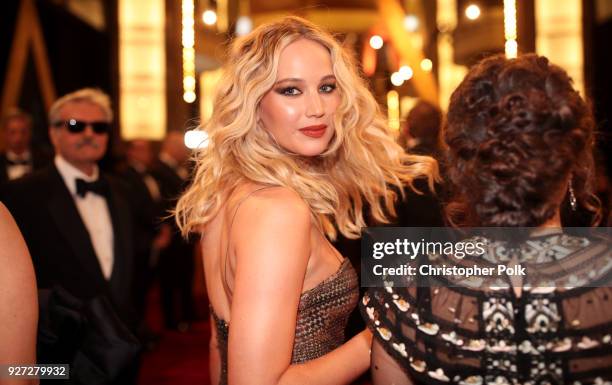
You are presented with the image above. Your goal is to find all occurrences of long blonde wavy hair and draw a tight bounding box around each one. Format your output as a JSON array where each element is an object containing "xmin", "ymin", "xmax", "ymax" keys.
[{"xmin": 176, "ymin": 16, "xmax": 438, "ymax": 240}]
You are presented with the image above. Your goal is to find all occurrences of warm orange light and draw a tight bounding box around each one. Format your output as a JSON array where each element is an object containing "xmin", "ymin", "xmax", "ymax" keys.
[
  {"xmin": 437, "ymin": 0, "xmax": 468, "ymax": 110},
  {"xmin": 535, "ymin": 0, "xmax": 584, "ymax": 95},
  {"xmin": 504, "ymin": 0, "xmax": 518, "ymax": 58},
  {"xmin": 369, "ymin": 35, "xmax": 384, "ymax": 49},
  {"xmin": 119, "ymin": 0, "xmax": 166, "ymax": 140},
  {"xmin": 420, "ymin": 58, "xmax": 433, "ymax": 72},
  {"xmin": 399, "ymin": 65, "xmax": 413, "ymax": 80},
  {"xmin": 202, "ymin": 9, "xmax": 217, "ymax": 25},
  {"xmin": 182, "ymin": 0, "xmax": 196, "ymax": 103},
  {"xmin": 465, "ymin": 4, "xmax": 481, "ymax": 20},
  {"xmin": 387, "ymin": 90, "xmax": 400, "ymax": 131},
  {"xmin": 391, "ymin": 72, "xmax": 404, "ymax": 86}
]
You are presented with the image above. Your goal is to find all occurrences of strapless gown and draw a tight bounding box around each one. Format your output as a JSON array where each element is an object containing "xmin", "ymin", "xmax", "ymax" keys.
[{"xmin": 211, "ymin": 258, "xmax": 359, "ymax": 385}]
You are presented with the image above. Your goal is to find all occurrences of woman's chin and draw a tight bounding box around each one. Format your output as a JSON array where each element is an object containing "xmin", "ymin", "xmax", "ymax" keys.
[
  {"xmin": 283, "ymin": 141, "xmax": 330, "ymax": 157},
  {"xmin": 296, "ymin": 147, "xmax": 327, "ymax": 157}
]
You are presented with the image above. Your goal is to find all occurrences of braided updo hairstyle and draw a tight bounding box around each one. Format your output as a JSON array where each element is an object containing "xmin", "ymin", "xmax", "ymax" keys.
[{"xmin": 445, "ymin": 54, "xmax": 601, "ymax": 227}]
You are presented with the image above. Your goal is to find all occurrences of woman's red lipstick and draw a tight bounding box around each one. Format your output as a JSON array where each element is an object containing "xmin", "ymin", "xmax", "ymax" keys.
[{"xmin": 299, "ymin": 124, "xmax": 327, "ymax": 138}]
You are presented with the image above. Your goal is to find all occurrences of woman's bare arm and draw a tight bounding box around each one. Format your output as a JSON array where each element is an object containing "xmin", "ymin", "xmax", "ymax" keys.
[
  {"xmin": 0, "ymin": 203, "xmax": 38, "ymax": 385},
  {"xmin": 227, "ymin": 188, "xmax": 371, "ymax": 385}
]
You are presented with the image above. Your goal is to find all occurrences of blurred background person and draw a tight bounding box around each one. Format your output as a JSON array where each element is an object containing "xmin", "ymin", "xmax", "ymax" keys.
[
  {"xmin": 119, "ymin": 139, "xmax": 171, "ymax": 346},
  {"xmin": 403, "ymin": 100, "xmax": 444, "ymax": 161},
  {"xmin": 151, "ymin": 130, "xmax": 195, "ymax": 331},
  {"xmin": 394, "ymin": 100, "xmax": 446, "ymax": 228},
  {"xmin": 0, "ymin": 202, "xmax": 38, "ymax": 385},
  {"xmin": 0, "ymin": 108, "xmax": 50, "ymax": 187}
]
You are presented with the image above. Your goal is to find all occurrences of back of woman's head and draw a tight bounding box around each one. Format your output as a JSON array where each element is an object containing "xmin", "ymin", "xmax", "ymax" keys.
[
  {"xmin": 407, "ymin": 100, "xmax": 442, "ymax": 147},
  {"xmin": 445, "ymin": 53, "xmax": 600, "ymax": 227}
]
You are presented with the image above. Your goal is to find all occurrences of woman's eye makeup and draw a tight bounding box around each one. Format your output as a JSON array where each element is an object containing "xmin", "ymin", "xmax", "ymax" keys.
[
  {"xmin": 319, "ymin": 83, "xmax": 337, "ymax": 93},
  {"xmin": 275, "ymin": 83, "xmax": 337, "ymax": 96},
  {"xmin": 276, "ymin": 86, "xmax": 302, "ymax": 96}
]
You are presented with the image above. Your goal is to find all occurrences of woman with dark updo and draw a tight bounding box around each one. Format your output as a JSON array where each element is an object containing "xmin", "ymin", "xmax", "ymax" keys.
[{"xmin": 362, "ymin": 54, "xmax": 611, "ymax": 384}]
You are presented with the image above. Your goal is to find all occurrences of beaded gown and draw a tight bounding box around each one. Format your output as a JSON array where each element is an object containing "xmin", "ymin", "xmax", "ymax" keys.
[
  {"xmin": 211, "ymin": 258, "xmax": 358, "ymax": 385},
  {"xmin": 209, "ymin": 187, "xmax": 359, "ymax": 385},
  {"xmin": 361, "ymin": 232, "xmax": 612, "ymax": 385}
]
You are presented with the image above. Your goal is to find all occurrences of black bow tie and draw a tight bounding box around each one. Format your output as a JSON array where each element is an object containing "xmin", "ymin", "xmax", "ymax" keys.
[
  {"xmin": 75, "ymin": 178, "xmax": 109, "ymax": 198},
  {"xmin": 6, "ymin": 158, "xmax": 30, "ymax": 166}
]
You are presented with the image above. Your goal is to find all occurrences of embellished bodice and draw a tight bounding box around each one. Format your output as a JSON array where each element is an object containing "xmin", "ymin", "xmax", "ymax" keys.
[
  {"xmin": 212, "ymin": 258, "xmax": 359, "ymax": 385},
  {"xmin": 362, "ymin": 233, "xmax": 612, "ymax": 385}
]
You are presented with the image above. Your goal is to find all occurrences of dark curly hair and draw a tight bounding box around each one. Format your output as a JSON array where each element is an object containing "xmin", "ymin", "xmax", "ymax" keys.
[{"xmin": 444, "ymin": 54, "xmax": 601, "ymax": 227}]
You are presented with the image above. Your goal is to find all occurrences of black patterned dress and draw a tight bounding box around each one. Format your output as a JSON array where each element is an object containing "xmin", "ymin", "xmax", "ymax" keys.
[{"xmin": 362, "ymin": 232, "xmax": 612, "ymax": 385}]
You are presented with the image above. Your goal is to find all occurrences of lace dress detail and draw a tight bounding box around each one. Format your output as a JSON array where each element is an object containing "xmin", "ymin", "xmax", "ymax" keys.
[
  {"xmin": 212, "ymin": 258, "xmax": 359, "ymax": 385},
  {"xmin": 361, "ymin": 232, "xmax": 612, "ymax": 385}
]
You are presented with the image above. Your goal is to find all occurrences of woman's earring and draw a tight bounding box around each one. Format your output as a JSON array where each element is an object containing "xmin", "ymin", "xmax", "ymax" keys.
[{"xmin": 568, "ymin": 178, "xmax": 577, "ymax": 211}]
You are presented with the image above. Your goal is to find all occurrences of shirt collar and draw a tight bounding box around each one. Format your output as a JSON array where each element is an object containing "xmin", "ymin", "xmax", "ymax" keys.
[
  {"xmin": 129, "ymin": 161, "xmax": 147, "ymax": 174},
  {"xmin": 54, "ymin": 155, "xmax": 99, "ymax": 196},
  {"xmin": 159, "ymin": 152, "xmax": 178, "ymax": 169},
  {"xmin": 6, "ymin": 150, "xmax": 32, "ymax": 162}
]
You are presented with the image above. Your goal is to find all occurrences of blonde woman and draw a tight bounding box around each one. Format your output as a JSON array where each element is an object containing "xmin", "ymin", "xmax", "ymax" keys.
[{"xmin": 176, "ymin": 16, "xmax": 437, "ymax": 385}]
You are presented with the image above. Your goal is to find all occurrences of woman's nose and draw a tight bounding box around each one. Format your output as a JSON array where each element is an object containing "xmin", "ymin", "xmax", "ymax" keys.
[{"xmin": 305, "ymin": 92, "xmax": 324, "ymax": 118}]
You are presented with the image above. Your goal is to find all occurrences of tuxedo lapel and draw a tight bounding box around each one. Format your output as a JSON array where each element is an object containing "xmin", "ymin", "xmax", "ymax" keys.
[
  {"xmin": 105, "ymin": 177, "xmax": 133, "ymax": 299},
  {"xmin": 46, "ymin": 166, "xmax": 107, "ymax": 286},
  {"xmin": 32, "ymin": 149, "xmax": 50, "ymax": 170},
  {"xmin": 0, "ymin": 155, "xmax": 9, "ymax": 184}
]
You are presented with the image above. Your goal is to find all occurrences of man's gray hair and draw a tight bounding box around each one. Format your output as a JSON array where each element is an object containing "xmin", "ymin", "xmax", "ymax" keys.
[{"xmin": 49, "ymin": 88, "xmax": 113, "ymax": 124}]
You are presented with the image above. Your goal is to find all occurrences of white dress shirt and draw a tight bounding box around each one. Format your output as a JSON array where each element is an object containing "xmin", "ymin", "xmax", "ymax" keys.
[
  {"xmin": 6, "ymin": 150, "xmax": 33, "ymax": 180},
  {"xmin": 55, "ymin": 155, "xmax": 115, "ymax": 279}
]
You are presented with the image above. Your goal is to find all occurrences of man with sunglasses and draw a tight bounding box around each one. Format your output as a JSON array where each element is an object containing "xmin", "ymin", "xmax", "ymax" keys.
[{"xmin": 2, "ymin": 88, "xmax": 139, "ymax": 384}]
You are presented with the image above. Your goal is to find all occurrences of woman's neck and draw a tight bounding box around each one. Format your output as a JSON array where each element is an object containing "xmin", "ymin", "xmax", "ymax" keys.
[
  {"xmin": 530, "ymin": 209, "xmax": 562, "ymax": 237},
  {"xmin": 540, "ymin": 209, "xmax": 561, "ymax": 228}
]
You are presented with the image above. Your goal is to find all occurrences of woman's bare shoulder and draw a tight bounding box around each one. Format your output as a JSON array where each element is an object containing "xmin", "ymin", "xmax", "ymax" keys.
[
  {"xmin": 229, "ymin": 184, "xmax": 312, "ymax": 254},
  {"xmin": 0, "ymin": 202, "xmax": 35, "ymax": 276},
  {"xmin": 230, "ymin": 184, "xmax": 311, "ymax": 225},
  {"xmin": 0, "ymin": 202, "xmax": 14, "ymax": 228},
  {"xmin": 0, "ymin": 202, "xmax": 27, "ymax": 257}
]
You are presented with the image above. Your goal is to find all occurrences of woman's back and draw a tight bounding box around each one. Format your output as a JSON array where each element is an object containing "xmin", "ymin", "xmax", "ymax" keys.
[
  {"xmin": 363, "ymin": 231, "xmax": 612, "ymax": 384},
  {"xmin": 201, "ymin": 184, "xmax": 359, "ymax": 385}
]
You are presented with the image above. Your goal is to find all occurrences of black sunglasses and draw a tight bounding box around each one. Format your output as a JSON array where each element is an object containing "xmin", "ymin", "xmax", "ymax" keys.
[{"xmin": 53, "ymin": 119, "xmax": 111, "ymax": 134}]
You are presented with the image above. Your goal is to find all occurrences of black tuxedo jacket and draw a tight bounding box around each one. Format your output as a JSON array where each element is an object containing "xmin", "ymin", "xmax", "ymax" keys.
[
  {"xmin": 150, "ymin": 158, "xmax": 194, "ymax": 264},
  {"xmin": 150, "ymin": 159, "xmax": 186, "ymax": 217},
  {"xmin": 1, "ymin": 164, "xmax": 136, "ymax": 328},
  {"xmin": 150, "ymin": 159, "xmax": 193, "ymax": 243},
  {"xmin": 119, "ymin": 165, "xmax": 164, "ymax": 254}
]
